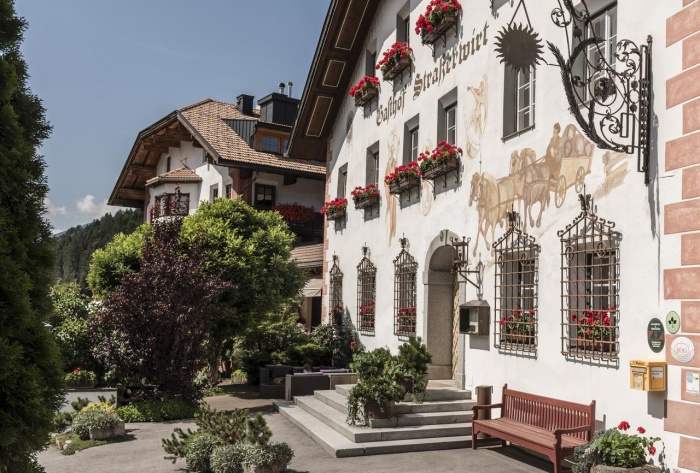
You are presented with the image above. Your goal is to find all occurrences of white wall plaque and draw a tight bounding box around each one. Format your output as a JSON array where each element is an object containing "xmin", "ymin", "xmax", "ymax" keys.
[{"xmin": 671, "ymin": 337, "xmax": 695, "ymax": 363}]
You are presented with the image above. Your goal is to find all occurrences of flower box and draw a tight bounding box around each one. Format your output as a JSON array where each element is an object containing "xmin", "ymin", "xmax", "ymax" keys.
[
  {"xmin": 382, "ymin": 57, "xmax": 411, "ymax": 81},
  {"xmin": 243, "ymin": 461, "xmax": 289, "ymax": 473},
  {"xmin": 354, "ymin": 86, "xmax": 378, "ymax": 107},
  {"xmin": 326, "ymin": 208, "xmax": 345, "ymax": 221},
  {"xmin": 503, "ymin": 333, "xmax": 534, "ymax": 345},
  {"xmin": 364, "ymin": 400, "xmax": 394, "ymax": 422},
  {"xmin": 89, "ymin": 420, "xmax": 126, "ymax": 440},
  {"xmin": 590, "ymin": 466, "xmax": 661, "ymax": 473},
  {"xmin": 421, "ymin": 157, "xmax": 460, "ymax": 180},
  {"xmin": 67, "ymin": 382, "xmax": 97, "ymax": 389},
  {"xmin": 354, "ymin": 194, "xmax": 380, "ymax": 209},
  {"xmin": 421, "ymin": 14, "xmax": 457, "ymax": 45},
  {"xmin": 389, "ymin": 176, "xmax": 420, "ymax": 195}
]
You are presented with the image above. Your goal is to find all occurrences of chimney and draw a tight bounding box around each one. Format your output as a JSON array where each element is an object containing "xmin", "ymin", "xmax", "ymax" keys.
[
  {"xmin": 236, "ymin": 94, "xmax": 254, "ymax": 115},
  {"xmin": 287, "ymin": 82, "xmax": 293, "ymax": 98},
  {"xmin": 278, "ymin": 82, "xmax": 285, "ymax": 94}
]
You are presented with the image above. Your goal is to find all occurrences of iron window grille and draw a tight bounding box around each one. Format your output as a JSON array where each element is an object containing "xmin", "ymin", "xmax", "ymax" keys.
[
  {"xmin": 558, "ymin": 194, "xmax": 620, "ymax": 361},
  {"xmin": 394, "ymin": 237, "xmax": 418, "ymax": 337},
  {"xmin": 356, "ymin": 247, "xmax": 377, "ymax": 333},
  {"xmin": 494, "ymin": 211, "xmax": 539, "ymax": 354},
  {"xmin": 329, "ymin": 255, "xmax": 344, "ymax": 326},
  {"xmin": 152, "ymin": 190, "xmax": 189, "ymax": 220}
]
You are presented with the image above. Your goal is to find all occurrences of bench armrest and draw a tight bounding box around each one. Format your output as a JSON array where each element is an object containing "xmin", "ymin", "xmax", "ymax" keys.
[
  {"xmin": 472, "ymin": 403, "xmax": 502, "ymax": 421},
  {"xmin": 554, "ymin": 424, "xmax": 591, "ymax": 437}
]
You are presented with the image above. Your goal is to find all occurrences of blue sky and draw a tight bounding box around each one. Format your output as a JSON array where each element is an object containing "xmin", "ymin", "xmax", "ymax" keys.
[{"xmin": 15, "ymin": 0, "xmax": 330, "ymax": 233}]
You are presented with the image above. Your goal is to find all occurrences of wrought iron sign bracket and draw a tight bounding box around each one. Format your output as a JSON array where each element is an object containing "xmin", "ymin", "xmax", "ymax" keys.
[
  {"xmin": 451, "ymin": 236, "xmax": 484, "ymax": 298},
  {"xmin": 426, "ymin": 23, "xmax": 459, "ymax": 59},
  {"xmin": 549, "ymin": 0, "xmax": 653, "ymax": 183}
]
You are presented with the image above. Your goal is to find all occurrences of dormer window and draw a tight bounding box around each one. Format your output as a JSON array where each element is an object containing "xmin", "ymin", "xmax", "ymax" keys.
[{"xmin": 262, "ymin": 136, "xmax": 280, "ymax": 153}]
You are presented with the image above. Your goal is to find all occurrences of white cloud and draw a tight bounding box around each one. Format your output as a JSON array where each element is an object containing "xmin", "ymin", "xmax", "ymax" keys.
[
  {"xmin": 76, "ymin": 194, "xmax": 110, "ymax": 217},
  {"xmin": 44, "ymin": 197, "xmax": 67, "ymax": 216}
]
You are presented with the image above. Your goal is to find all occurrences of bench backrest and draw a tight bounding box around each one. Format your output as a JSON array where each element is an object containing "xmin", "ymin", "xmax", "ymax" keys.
[{"xmin": 500, "ymin": 384, "xmax": 595, "ymax": 442}]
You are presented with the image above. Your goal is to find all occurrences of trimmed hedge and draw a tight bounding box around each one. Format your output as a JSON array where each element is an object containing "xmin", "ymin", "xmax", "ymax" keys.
[{"xmin": 116, "ymin": 398, "xmax": 196, "ymax": 422}]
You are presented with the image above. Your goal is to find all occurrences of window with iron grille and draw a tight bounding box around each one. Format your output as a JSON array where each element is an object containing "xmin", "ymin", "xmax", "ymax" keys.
[
  {"xmin": 153, "ymin": 191, "xmax": 189, "ymax": 220},
  {"xmin": 494, "ymin": 212, "xmax": 539, "ymax": 354},
  {"xmin": 357, "ymin": 247, "xmax": 376, "ymax": 333},
  {"xmin": 559, "ymin": 194, "xmax": 620, "ymax": 361},
  {"xmin": 394, "ymin": 237, "xmax": 417, "ymax": 337},
  {"xmin": 329, "ymin": 255, "xmax": 344, "ymax": 326}
]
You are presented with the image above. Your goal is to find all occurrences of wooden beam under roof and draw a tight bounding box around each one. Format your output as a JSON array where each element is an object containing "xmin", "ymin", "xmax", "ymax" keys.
[
  {"xmin": 119, "ymin": 188, "xmax": 146, "ymax": 201},
  {"xmin": 127, "ymin": 164, "xmax": 157, "ymax": 178}
]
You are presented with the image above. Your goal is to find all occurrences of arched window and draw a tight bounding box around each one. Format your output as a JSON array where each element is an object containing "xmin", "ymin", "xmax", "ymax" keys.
[
  {"xmin": 494, "ymin": 211, "xmax": 539, "ymax": 354},
  {"xmin": 356, "ymin": 247, "xmax": 377, "ymax": 334},
  {"xmin": 558, "ymin": 194, "xmax": 620, "ymax": 361},
  {"xmin": 394, "ymin": 237, "xmax": 418, "ymax": 337},
  {"xmin": 329, "ymin": 255, "xmax": 344, "ymax": 326}
]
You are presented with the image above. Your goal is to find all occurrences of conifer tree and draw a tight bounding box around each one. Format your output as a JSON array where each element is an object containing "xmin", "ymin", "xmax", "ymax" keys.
[{"xmin": 0, "ymin": 1, "xmax": 65, "ymax": 471}]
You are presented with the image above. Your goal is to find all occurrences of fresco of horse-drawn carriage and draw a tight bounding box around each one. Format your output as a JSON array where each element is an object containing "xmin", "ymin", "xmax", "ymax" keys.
[{"xmin": 469, "ymin": 123, "xmax": 594, "ymax": 255}]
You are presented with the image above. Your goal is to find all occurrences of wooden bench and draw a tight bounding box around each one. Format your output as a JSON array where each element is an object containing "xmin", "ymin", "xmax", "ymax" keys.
[{"xmin": 472, "ymin": 384, "xmax": 595, "ymax": 473}]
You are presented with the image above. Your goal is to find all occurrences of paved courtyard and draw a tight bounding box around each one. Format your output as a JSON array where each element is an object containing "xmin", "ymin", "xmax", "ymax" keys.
[{"xmin": 39, "ymin": 387, "xmax": 552, "ymax": 473}]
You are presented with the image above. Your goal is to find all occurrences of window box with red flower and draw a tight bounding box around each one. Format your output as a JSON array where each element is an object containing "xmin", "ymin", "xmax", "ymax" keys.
[
  {"xmin": 321, "ymin": 198, "xmax": 348, "ymax": 221},
  {"xmin": 349, "ymin": 76, "xmax": 380, "ymax": 107},
  {"xmin": 272, "ymin": 203, "xmax": 316, "ymax": 224},
  {"xmin": 329, "ymin": 304, "xmax": 344, "ymax": 326},
  {"xmin": 396, "ymin": 307, "xmax": 417, "ymax": 336},
  {"xmin": 499, "ymin": 309, "xmax": 536, "ymax": 345},
  {"xmin": 385, "ymin": 162, "xmax": 422, "ymax": 195},
  {"xmin": 351, "ymin": 184, "xmax": 381, "ymax": 210},
  {"xmin": 418, "ymin": 141, "xmax": 462, "ymax": 181},
  {"xmin": 415, "ymin": 0, "xmax": 462, "ymax": 46},
  {"xmin": 571, "ymin": 307, "xmax": 616, "ymax": 353},
  {"xmin": 358, "ymin": 301, "xmax": 375, "ymax": 332},
  {"xmin": 377, "ymin": 42, "xmax": 413, "ymax": 81},
  {"xmin": 65, "ymin": 366, "xmax": 97, "ymax": 388}
]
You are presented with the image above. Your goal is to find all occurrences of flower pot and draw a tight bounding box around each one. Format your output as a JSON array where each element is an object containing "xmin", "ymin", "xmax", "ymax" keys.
[
  {"xmin": 382, "ymin": 57, "xmax": 411, "ymax": 81},
  {"xmin": 363, "ymin": 400, "xmax": 394, "ymax": 421},
  {"xmin": 577, "ymin": 333, "xmax": 615, "ymax": 353},
  {"xmin": 389, "ymin": 176, "xmax": 420, "ymax": 195},
  {"xmin": 503, "ymin": 333, "xmax": 534, "ymax": 345},
  {"xmin": 421, "ymin": 14, "xmax": 458, "ymax": 45},
  {"xmin": 590, "ymin": 465, "xmax": 661, "ymax": 473},
  {"xmin": 397, "ymin": 376, "xmax": 415, "ymax": 393},
  {"xmin": 67, "ymin": 382, "xmax": 96, "ymax": 389},
  {"xmin": 354, "ymin": 87, "xmax": 378, "ymax": 107},
  {"xmin": 421, "ymin": 157, "xmax": 460, "ymax": 181},
  {"xmin": 89, "ymin": 421, "xmax": 126, "ymax": 440},
  {"xmin": 243, "ymin": 461, "xmax": 289, "ymax": 473},
  {"xmin": 354, "ymin": 194, "xmax": 380, "ymax": 209},
  {"xmin": 326, "ymin": 207, "xmax": 346, "ymax": 221}
]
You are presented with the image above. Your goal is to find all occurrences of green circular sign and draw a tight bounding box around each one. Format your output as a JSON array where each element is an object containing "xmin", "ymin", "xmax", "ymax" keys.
[
  {"xmin": 666, "ymin": 311, "xmax": 681, "ymax": 334},
  {"xmin": 648, "ymin": 318, "xmax": 665, "ymax": 353}
]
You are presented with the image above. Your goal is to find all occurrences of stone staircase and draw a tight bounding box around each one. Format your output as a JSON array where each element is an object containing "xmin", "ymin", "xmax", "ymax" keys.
[{"xmin": 274, "ymin": 381, "xmax": 475, "ymax": 457}]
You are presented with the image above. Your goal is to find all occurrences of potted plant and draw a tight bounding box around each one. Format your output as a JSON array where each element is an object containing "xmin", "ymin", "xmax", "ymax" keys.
[
  {"xmin": 65, "ymin": 366, "xmax": 97, "ymax": 388},
  {"xmin": 572, "ymin": 421, "xmax": 662, "ymax": 473},
  {"xmin": 376, "ymin": 42, "xmax": 413, "ymax": 81},
  {"xmin": 346, "ymin": 376, "xmax": 406, "ymax": 425},
  {"xmin": 415, "ymin": 0, "xmax": 462, "ymax": 46},
  {"xmin": 385, "ymin": 162, "xmax": 422, "ymax": 195},
  {"xmin": 571, "ymin": 307, "xmax": 615, "ymax": 352},
  {"xmin": 418, "ymin": 141, "xmax": 462, "ymax": 181},
  {"xmin": 351, "ymin": 184, "xmax": 381, "ymax": 209},
  {"xmin": 394, "ymin": 336, "xmax": 432, "ymax": 401},
  {"xmin": 349, "ymin": 75, "xmax": 380, "ymax": 107},
  {"xmin": 499, "ymin": 309, "xmax": 536, "ymax": 345},
  {"xmin": 396, "ymin": 307, "xmax": 417, "ymax": 335},
  {"xmin": 320, "ymin": 198, "xmax": 348, "ymax": 221}
]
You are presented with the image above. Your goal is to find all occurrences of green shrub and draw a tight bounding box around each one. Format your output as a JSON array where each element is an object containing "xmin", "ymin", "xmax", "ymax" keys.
[
  {"xmin": 116, "ymin": 398, "xmax": 196, "ymax": 422},
  {"xmin": 238, "ymin": 442, "xmax": 294, "ymax": 469},
  {"xmin": 71, "ymin": 410, "xmax": 121, "ymax": 440},
  {"xmin": 210, "ymin": 445, "xmax": 244, "ymax": 473},
  {"xmin": 53, "ymin": 412, "xmax": 74, "ymax": 432},
  {"xmin": 185, "ymin": 433, "xmax": 220, "ymax": 473},
  {"xmin": 64, "ymin": 368, "xmax": 96, "ymax": 385},
  {"xmin": 203, "ymin": 386, "xmax": 226, "ymax": 397},
  {"xmin": 70, "ymin": 397, "xmax": 90, "ymax": 412},
  {"xmin": 80, "ymin": 402, "xmax": 117, "ymax": 415}
]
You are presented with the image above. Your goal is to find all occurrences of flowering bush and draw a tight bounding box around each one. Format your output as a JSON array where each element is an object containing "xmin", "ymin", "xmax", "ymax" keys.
[
  {"xmin": 376, "ymin": 42, "xmax": 413, "ymax": 75},
  {"xmin": 384, "ymin": 162, "xmax": 422, "ymax": 186},
  {"xmin": 571, "ymin": 307, "xmax": 614, "ymax": 340},
  {"xmin": 64, "ymin": 366, "xmax": 96, "ymax": 385},
  {"xmin": 349, "ymin": 75, "xmax": 380, "ymax": 98},
  {"xmin": 418, "ymin": 141, "xmax": 462, "ymax": 173},
  {"xmin": 359, "ymin": 301, "xmax": 375, "ymax": 326},
  {"xmin": 328, "ymin": 304, "xmax": 344, "ymax": 325},
  {"xmin": 320, "ymin": 198, "xmax": 348, "ymax": 215},
  {"xmin": 415, "ymin": 0, "xmax": 462, "ymax": 38},
  {"xmin": 272, "ymin": 203, "xmax": 316, "ymax": 223},
  {"xmin": 351, "ymin": 184, "xmax": 380, "ymax": 205},
  {"xmin": 572, "ymin": 421, "xmax": 661, "ymax": 472},
  {"xmin": 499, "ymin": 309, "xmax": 536, "ymax": 336}
]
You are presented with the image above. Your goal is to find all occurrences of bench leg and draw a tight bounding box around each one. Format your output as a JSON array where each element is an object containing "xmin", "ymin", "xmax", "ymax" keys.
[
  {"xmin": 552, "ymin": 449, "xmax": 562, "ymax": 473},
  {"xmin": 472, "ymin": 429, "xmax": 478, "ymax": 450},
  {"xmin": 501, "ymin": 440, "xmax": 507, "ymax": 448}
]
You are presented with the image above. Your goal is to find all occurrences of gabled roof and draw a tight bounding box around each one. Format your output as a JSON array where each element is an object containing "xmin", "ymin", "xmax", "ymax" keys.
[
  {"xmin": 287, "ymin": 0, "xmax": 379, "ymax": 162},
  {"xmin": 291, "ymin": 243, "xmax": 324, "ymax": 268},
  {"xmin": 109, "ymin": 99, "xmax": 326, "ymax": 208},
  {"xmin": 145, "ymin": 167, "xmax": 202, "ymax": 187}
]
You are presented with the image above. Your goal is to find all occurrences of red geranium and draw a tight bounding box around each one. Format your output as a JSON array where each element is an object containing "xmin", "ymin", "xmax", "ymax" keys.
[
  {"xmin": 415, "ymin": 0, "xmax": 462, "ymax": 38},
  {"xmin": 571, "ymin": 306, "xmax": 615, "ymax": 340},
  {"xmin": 618, "ymin": 421, "xmax": 630, "ymax": 431},
  {"xmin": 384, "ymin": 161, "xmax": 422, "ymax": 186},
  {"xmin": 418, "ymin": 141, "xmax": 462, "ymax": 173},
  {"xmin": 350, "ymin": 184, "xmax": 380, "ymax": 204},
  {"xmin": 376, "ymin": 41, "xmax": 413, "ymax": 75},
  {"xmin": 273, "ymin": 203, "xmax": 316, "ymax": 223},
  {"xmin": 349, "ymin": 75, "xmax": 380, "ymax": 98},
  {"xmin": 320, "ymin": 198, "xmax": 348, "ymax": 215}
]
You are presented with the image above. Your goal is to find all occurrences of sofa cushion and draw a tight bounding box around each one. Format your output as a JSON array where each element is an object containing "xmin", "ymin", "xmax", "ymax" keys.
[
  {"xmin": 320, "ymin": 368, "xmax": 349, "ymax": 374},
  {"xmin": 293, "ymin": 372, "xmax": 325, "ymax": 376},
  {"xmin": 270, "ymin": 365, "xmax": 294, "ymax": 379}
]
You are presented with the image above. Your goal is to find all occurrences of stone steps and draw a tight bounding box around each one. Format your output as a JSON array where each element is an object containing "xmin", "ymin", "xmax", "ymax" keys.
[{"xmin": 273, "ymin": 381, "xmax": 475, "ymax": 457}]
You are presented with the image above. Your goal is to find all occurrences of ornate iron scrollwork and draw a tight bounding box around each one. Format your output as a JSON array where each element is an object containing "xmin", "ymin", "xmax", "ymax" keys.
[{"xmin": 548, "ymin": 0, "xmax": 652, "ymax": 183}]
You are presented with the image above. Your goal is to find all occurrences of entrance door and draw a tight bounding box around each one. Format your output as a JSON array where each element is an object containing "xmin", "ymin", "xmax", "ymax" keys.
[
  {"xmin": 425, "ymin": 246, "xmax": 456, "ymax": 379},
  {"xmin": 311, "ymin": 297, "xmax": 322, "ymax": 328}
]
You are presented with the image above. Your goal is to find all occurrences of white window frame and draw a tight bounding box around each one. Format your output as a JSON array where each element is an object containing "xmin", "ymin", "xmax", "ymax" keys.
[
  {"xmin": 445, "ymin": 105, "xmax": 457, "ymax": 145},
  {"xmin": 516, "ymin": 68, "xmax": 535, "ymax": 133},
  {"xmin": 410, "ymin": 127, "xmax": 419, "ymax": 162},
  {"xmin": 262, "ymin": 136, "xmax": 280, "ymax": 153},
  {"xmin": 584, "ymin": 4, "xmax": 617, "ymax": 102}
]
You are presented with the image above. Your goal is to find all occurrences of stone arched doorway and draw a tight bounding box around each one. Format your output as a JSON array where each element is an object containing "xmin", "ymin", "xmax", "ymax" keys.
[{"xmin": 423, "ymin": 232, "xmax": 459, "ymax": 380}]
